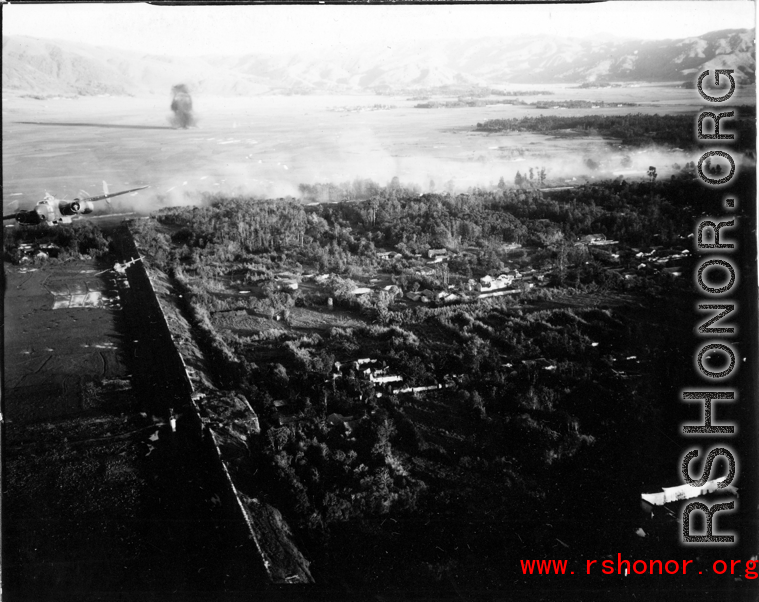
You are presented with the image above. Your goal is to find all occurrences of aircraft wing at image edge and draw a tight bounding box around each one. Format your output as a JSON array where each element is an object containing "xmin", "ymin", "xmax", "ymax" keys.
[{"xmin": 3, "ymin": 183, "xmax": 149, "ymax": 225}]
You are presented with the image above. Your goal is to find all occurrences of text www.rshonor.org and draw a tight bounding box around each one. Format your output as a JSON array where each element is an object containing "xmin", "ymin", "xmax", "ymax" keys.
[{"xmin": 520, "ymin": 556, "xmax": 758, "ymax": 578}]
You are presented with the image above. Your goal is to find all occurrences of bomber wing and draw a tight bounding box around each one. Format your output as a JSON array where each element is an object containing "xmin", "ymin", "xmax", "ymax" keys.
[{"xmin": 83, "ymin": 184, "xmax": 149, "ymax": 203}]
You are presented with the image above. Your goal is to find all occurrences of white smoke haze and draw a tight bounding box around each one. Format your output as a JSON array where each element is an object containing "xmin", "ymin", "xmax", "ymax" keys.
[
  {"xmin": 106, "ymin": 140, "xmax": 711, "ymax": 216},
  {"xmin": 7, "ymin": 91, "xmax": 746, "ymax": 220},
  {"xmin": 126, "ymin": 93, "xmax": 729, "ymax": 208}
]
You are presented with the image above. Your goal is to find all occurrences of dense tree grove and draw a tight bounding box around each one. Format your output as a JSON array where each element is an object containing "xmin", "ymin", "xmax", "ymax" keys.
[
  {"xmin": 476, "ymin": 107, "xmax": 756, "ymax": 151},
  {"xmin": 3, "ymin": 220, "xmax": 112, "ymax": 262},
  {"xmin": 237, "ymin": 300, "xmax": 663, "ymax": 539},
  {"xmin": 143, "ymin": 238, "xmax": 693, "ymax": 591},
  {"xmin": 121, "ymin": 158, "xmax": 758, "ymax": 592},
  {"xmin": 532, "ymin": 100, "xmax": 637, "ymax": 109},
  {"xmin": 415, "ymin": 98, "xmax": 526, "ymax": 109},
  {"xmin": 375, "ymin": 84, "xmax": 554, "ymax": 98},
  {"xmin": 140, "ymin": 173, "xmax": 739, "ymax": 281}
]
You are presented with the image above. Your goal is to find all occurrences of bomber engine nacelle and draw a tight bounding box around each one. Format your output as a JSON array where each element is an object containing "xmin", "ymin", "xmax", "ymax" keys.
[
  {"xmin": 12, "ymin": 210, "xmax": 46, "ymax": 225},
  {"xmin": 59, "ymin": 199, "xmax": 95, "ymax": 216}
]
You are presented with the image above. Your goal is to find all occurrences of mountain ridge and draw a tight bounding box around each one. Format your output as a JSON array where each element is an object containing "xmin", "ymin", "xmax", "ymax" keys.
[{"xmin": 2, "ymin": 29, "xmax": 754, "ymax": 97}]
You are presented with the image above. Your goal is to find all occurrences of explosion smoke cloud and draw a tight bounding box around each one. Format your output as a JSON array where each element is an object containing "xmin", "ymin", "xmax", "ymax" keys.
[{"xmin": 170, "ymin": 84, "xmax": 196, "ymax": 129}]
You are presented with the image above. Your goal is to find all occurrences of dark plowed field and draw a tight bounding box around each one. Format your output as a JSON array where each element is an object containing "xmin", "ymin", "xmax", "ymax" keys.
[{"xmin": 3, "ymin": 230, "xmax": 271, "ymax": 600}]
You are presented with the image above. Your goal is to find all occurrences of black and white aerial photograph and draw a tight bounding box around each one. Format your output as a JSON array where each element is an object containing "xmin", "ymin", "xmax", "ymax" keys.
[{"xmin": 2, "ymin": 2, "xmax": 757, "ymax": 601}]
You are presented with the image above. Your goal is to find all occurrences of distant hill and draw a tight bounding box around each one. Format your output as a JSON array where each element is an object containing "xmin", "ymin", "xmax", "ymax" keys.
[
  {"xmin": 2, "ymin": 29, "xmax": 754, "ymax": 97},
  {"xmin": 1, "ymin": 36, "xmax": 272, "ymax": 97}
]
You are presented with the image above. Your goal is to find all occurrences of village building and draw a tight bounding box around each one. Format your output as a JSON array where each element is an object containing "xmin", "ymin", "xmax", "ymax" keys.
[
  {"xmin": 326, "ymin": 413, "xmax": 358, "ymax": 432},
  {"xmin": 331, "ymin": 358, "xmax": 404, "ymax": 389},
  {"xmin": 661, "ymin": 266, "xmax": 683, "ymax": 278},
  {"xmin": 370, "ymin": 374, "xmax": 404, "ymax": 384},
  {"xmin": 427, "ymin": 248, "xmax": 448, "ymax": 259},
  {"xmin": 278, "ymin": 279, "xmax": 299, "ymax": 291},
  {"xmin": 350, "ymin": 287, "xmax": 373, "ymax": 296},
  {"xmin": 382, "ymin": 284, "xmax": 403, "ymax": 298},
  {"xmin": 580, "ymin": 233, "xmax": 619, "ymax": 247},
  {"xmin": 477, "ymin": 274, "xmax": 514, "ymax": 292}
]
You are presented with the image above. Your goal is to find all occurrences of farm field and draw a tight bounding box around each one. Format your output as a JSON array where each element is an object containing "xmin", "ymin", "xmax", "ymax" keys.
[
  {"xmin": 3, "ymin": 260, "xmax": 149, "ymax": 595},
  {"xmin": 2, "ymin": 252, "xmax": 266, "ymax": 599},
  {"xmin": 4, "ymin": 264, "xmax": 127, "ymax": 422}
]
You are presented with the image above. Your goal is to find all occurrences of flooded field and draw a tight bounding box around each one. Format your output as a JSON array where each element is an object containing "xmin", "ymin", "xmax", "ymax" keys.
[{"xmin": 5, "ymin": 83, "xmax": 752, "ymax": 214}]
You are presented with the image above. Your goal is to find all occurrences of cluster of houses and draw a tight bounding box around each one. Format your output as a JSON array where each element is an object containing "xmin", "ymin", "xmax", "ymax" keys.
[
  {"xmin": 577, "ymin": 233, "xmax": 619, "ymax": 247},
  {"xmin": 477, "ymin": 273, "xmax": 515, "ymax": 291},
  {"xmin": 274, "ymin": 271, "xmax": 300, "ymax": 291},
  {"xmin": 603, "ymin": 246, "xmax": 690, "ymax": 282},
  {"xmin": 326, "ymin": 104, "xmax": 396, "ymax": 113},
  {"xmin": 330, "ymin": 357, "xmax": 459, "ymax": 397},
  {"xmin": 405, "ymin": 288, "xmax": 460, "ymax": 304},
  {"xmin": 268, "ymin": 234, "xmax": 692, "ymax": 309},
  {"xmin": 272, "ymin": 357, "xmax": 456, "ymax": 427},
  {"xmin": 376, "ymin": 251, "xmax": 404, "ymax": 261},
  {"xmin": 377, "ymin": 247, "xmax": 453, "ymax": 265},
  {"xmin": 264, "ymin": 243, "xmax": 556, "ymax": 309},
  {"xmin": 404, "ymin": 270, "xmax": 539, "ymax": 304},
  {"xmin": 333, "ymin": 358, "xmax": 463, "ymax": 394},
  {"xmin": 331, "ymin": 358, "xmax": 404, "ymax": 386},
  {"xmin": 14, "ymin": 242, "xmax": 61, "ymax": 263}
]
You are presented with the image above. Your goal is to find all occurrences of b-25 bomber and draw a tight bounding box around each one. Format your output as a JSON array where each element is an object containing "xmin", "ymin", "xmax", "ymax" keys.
[{"xmin": 3, "ymin": 182, "xmax": 149, "ymax": 226}]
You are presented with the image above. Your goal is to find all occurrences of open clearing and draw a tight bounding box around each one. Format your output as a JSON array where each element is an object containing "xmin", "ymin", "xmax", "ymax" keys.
[
  {"xmin": 4, "ymin": 264, "xmax": 129, "ymax": 423},
  {"xmin": 3, "ymin": 252, "xmax": 265, "ymax": 599},
  {"xmin": 3, "ymin": 261, "xmax": 150, "ymax": 595}
]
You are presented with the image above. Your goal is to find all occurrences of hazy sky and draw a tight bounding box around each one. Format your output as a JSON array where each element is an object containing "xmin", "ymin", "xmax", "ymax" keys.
[{"xmin": 2, "ymin": 2, "xmax": 755, "ymax": 57}]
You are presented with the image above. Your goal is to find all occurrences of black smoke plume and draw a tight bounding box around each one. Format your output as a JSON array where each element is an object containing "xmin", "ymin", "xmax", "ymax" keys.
[{"xmin": 170, "ymin": 84, "xmax": 195, "ymax": 129}]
